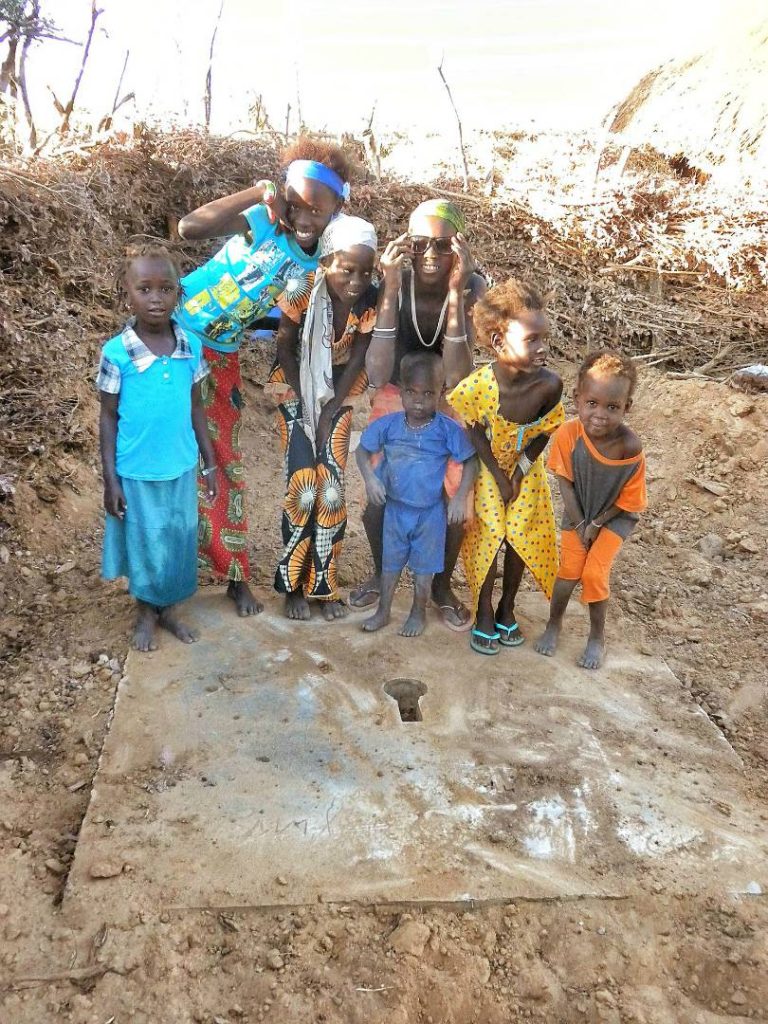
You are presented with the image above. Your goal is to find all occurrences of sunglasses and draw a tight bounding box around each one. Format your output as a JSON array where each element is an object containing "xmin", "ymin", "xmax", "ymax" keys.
[{"xmin": 409, "ymin": 236, "xmax": 454, "ymax": 256}]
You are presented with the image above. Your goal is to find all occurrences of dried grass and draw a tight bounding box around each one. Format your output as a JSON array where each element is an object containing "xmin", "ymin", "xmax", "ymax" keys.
[{"xmin": 1, "ymin": 126, "xmax": 766, "ymax": 520}]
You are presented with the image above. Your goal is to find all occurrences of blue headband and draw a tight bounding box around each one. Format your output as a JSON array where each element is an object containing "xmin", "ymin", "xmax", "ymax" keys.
[{"xmin": 285, "ymin": 159, "xmax": 350, "ymax": 201}]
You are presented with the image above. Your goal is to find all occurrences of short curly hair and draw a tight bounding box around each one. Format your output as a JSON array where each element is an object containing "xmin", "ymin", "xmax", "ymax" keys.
[
  {"xmin": 472, "ymin": 278, "xmax": 548, "ymax": 348},
  {"xmin": 281, "ymin": 136, "xmax": 355, "ymax": 184},
  {"xmin": 577, "ymin": 350, "xmax": 638, "ymax": 401},
  {"xmin": 116, "ymin": 238, "xmax": 182, "ymax": 299}
]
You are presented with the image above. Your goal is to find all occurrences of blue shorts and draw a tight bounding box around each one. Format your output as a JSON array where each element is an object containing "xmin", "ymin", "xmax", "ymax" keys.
[{"xmin": 382, "ymin": 498, "xmax": 446, "ymax": 576}]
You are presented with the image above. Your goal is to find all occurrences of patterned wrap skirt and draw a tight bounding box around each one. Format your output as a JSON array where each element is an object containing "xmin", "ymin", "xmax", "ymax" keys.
[{"xmin": 274, "ymin": 399, "xmax": 352, "ymax": 600}]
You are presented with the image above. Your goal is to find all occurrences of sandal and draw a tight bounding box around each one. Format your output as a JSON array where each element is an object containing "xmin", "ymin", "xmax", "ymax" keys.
[
  {"xmin": 470, "ymin": 627, "xmax": 500, "ymax": 656},
  {"xmin": 432, "ymin": 599, "xmax": 473, "ymax": 632},
  {"xmin": 496, "ymin": 621, "xmax": 524, "ymax": 647},
  {"xmin": 348, "ymin": 583, "xmax": 380, "ymax": 609}
]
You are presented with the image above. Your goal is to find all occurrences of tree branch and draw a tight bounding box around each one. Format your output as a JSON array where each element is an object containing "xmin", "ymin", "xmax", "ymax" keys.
[
  {"xmin": 436, "ymin": 54, "xmax": 469, "ymax": 192},
  {"xmin": 59, "ymin": 1, "xmax": 103, "ymax": 136},
  {"xmin": 203, "ymin": 0, "xmax": 224, "ymax": 131}
]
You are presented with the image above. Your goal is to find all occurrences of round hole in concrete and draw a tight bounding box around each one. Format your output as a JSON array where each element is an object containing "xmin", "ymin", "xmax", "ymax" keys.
[{"xmin": 384, "ymin": 678, "xmax": 427, "ymax": 723}]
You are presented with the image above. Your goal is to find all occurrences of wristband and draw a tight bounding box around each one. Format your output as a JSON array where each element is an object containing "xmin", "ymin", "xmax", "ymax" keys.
[
  {"xmin": 201, "ymin": 465, "xmax": 218, "ymax": 477},
  {"xmin": 517, "ymin": 452, "xmax": 533, "ymax": 475},
  {"xmin": 444, "ymin": 333, "xmax": 468, "ymax": 344},
  {"xmin": 256, "ymin": 178, "xmax": 277, "ymax": 201}
]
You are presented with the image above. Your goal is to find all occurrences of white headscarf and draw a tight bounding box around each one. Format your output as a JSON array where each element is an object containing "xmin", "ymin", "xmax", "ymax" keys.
[{"xmin": 300, "ymin": 215, "xmax": 377, "ymax": 450}]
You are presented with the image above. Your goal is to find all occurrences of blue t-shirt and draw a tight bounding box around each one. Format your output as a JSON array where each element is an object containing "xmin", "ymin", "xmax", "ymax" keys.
[
  {"xmin": 96, "ymin": 322, "xmax": 208, "ymax": 482},
  {"xmin": 359, "ymin": 411, "xmax": 475, "ymax": 508},
  {"xmin": 176, "ymin": 203, "xmax": 318, "ymax": 353}
]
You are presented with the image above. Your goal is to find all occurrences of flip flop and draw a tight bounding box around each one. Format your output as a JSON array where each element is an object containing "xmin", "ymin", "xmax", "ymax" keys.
[
  {"xmin": 496, "ymin": 621, "xmax": 524, "ymax": 647},
  {"xmin": 348, "ymin": 584, "xmax": 380, "ymax": 609},
  {"xmin": 432, "ymin": 599, "xmax": 473, "ymax": 632},
  {"xmin": 470, "ymin": 627, "xmax": 500, "ymax": 656}
]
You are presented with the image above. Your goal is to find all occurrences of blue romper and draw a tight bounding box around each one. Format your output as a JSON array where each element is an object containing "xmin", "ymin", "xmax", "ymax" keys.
[{"xmin": 358, "ymin": 412, "xmax": 475, "ymax": 576}]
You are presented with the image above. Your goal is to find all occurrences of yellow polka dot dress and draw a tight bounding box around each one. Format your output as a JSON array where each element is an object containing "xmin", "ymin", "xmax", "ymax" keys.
[{"xmin": 448, "ymin": 364, "xmax": 565, "ymax": 613}]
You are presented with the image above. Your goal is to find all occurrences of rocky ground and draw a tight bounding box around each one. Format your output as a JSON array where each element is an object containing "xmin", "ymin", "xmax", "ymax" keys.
[{"xmin": 1, "ymin": 343, "xmax": 767, "ymax": 1023}]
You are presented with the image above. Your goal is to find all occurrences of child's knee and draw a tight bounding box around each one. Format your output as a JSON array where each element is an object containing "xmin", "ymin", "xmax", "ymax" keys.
[{"xmin": 581, "ymin": 561, "xmax": 611, "ymax": 603}]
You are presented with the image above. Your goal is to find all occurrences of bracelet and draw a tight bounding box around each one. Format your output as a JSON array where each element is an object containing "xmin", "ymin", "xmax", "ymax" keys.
[
  {"xmin": 444, "ymin": 334, "xmax": 468, "ymax": 344},
  {"xmin": 573, "ymin": 519, "xmax": 585, "ymax": 530},
  {"xmin": 373, "ymin": 326, "xmax": 397, "ymax": 334},
  {"xmin": 517, "ymin": 452, "xmax": 533, "ymax": 475},
  {"xmin": 256, "ymin": 178, "xmax": 276, "ymax": 200},
  {"xmin": 201, "ymin": 465, "xmax": 218, "ymax": 477},
  {"xmin": 591, "ymin": 519, "xmax": 602, "ymax": 529}
]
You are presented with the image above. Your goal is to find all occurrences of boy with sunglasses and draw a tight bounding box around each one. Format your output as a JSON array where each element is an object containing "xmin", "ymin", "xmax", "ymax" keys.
[{"xmin": 351, "ymin": 200, "xmax": 486, "ymax": 630}]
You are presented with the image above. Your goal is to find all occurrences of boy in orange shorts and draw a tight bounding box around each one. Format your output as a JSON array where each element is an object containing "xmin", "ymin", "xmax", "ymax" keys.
[{"xmin": 534, "ymin": 351, "xmax": 646, "ymax": 669}]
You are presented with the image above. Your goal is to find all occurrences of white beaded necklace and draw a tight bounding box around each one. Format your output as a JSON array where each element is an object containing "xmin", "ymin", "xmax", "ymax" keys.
[{"xmin": 409, "ymin": 270, "xmax": 449, "ymax": 349}]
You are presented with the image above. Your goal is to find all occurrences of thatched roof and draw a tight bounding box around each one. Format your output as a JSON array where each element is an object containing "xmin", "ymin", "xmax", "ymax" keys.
[{"xmin": 610, "ymin": 18, "xmax": 768, "ymax": 182}]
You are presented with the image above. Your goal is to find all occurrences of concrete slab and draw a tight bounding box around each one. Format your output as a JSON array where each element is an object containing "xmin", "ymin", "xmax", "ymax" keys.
[{"xmin": 67, "ymin": 590, "xmax": 766, "ymax": 912}]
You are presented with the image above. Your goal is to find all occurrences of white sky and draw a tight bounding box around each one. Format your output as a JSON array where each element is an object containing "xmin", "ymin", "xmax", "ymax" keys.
[{"xmin": 25, "ymin": 0, "xmax": 747, "ymax": 135}]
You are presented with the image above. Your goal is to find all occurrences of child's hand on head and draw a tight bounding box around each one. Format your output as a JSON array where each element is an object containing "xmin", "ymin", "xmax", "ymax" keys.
[
  {"xmin": 365, "ymin": 476, "xmax": 387, "ymax": 507},
  {"xmin": 104, "ymin": 479, "xmax": 127, "ymax": 520}
]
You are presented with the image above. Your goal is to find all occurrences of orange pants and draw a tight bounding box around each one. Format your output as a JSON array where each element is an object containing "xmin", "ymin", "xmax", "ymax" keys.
[
  {"xmin": 558, "ymin": 527, "xmax": 623, "ymax": 603},
  {"xmin": 369, "ymin": 383, "xmax": 462, "ymax": 498}
]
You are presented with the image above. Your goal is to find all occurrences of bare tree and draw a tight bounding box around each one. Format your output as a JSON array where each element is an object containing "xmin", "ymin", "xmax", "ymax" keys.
[
  {"xmin": 0, "ymin": 0, "xmax": 77, "ymax": 148},
  {"xmin": 203, "ymin": 0, "xmax": 225, "ymax": 132},
  {"xmin": 436, "ymin": 53, "xmax": 469, "ymax": 192}
]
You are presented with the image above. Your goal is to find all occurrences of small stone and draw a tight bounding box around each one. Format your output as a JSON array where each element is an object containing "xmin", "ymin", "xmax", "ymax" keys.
[
  {"xmin": 266, "ymin": 949, "xmax": 284, "ymax": 970},
  {"xmin": 387, "ymin": 919, "xmax": 431, "ymax": 956},
  {"xmin": 44, "ymin": 858, "xmax": 67, "ymax": 876},
  {"xmin": 276, "ymin": 875, "xmax": 288, "ymax": 886},
  {"xmin": 89, "ymin": 858, "xmax": 124, "ymax": 879},
  {"xmin": 57, "ymin": 560, "xmax": 76, "ymax": 574},
  {"xmin": 739, "ymin": 536, "xmax": 760, "ymax": 554},
  {"xmin": 731, "ymin": 991, "xmax": 748, "ymax": 1005},
  {"xmin": 0, "ymin": 904, "xmax": 9, "ymax": 917},
  {"xmin": 71, "ymin": 661, "xmax": 91, "ymax": 679},
  {"xmin": 697, "ymin": 533, "xmax": 724, "ymax": 560}
]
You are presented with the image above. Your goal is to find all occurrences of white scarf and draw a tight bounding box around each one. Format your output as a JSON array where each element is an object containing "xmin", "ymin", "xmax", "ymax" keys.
[
  {"xmin": 298, "ymin": 268, "xmax": 335, "ymax": 449},
  {"xmin": 299, "ymin": 215, "xmax": 378, "ymax": 450}
]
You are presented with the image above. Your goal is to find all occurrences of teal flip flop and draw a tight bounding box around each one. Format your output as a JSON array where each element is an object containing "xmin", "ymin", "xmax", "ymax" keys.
[
  {"xmin": 470, "ymin": 627, "xmax": 500, "ymax": 656},
  {"xmin": 496, "ymin": 621, "xmax": 524, "ymax": 647}
]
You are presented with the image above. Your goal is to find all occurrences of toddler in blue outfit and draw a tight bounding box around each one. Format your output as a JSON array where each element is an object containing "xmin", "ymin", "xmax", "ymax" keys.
[{"xmin": 356, "ymin": 352, "xmax": 477, "ymax": 636}]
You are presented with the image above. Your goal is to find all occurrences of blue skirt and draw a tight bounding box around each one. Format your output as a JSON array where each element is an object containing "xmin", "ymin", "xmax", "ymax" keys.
[{"xmin": 102, "ymin": 468, "xmax": 198, "ymax": 607}]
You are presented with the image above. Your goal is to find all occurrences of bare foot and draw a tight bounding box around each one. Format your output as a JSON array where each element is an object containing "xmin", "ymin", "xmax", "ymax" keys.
[
  {"xmin": 534, "ymin": 621, "xmax": 561, "ymax": 657},
  {"xmin": 348, "ymin": 576, "xmax": 380, "ymax": 609},
  {"xmin": 284, "ymin": 590, "xmax": 311, "ymax": 621},
  {"xmin": 400, "ymin": 605, "xmax": 426, "ymax": 637},
  {"xmin": 158, "ymin": 607, "xmax": 198, "ymax": 644},
  {"xmin": 578, "ymin": 637, "xmax": 605, "ymax": 670},
  {"xmin": 133, "ymin": 604, "xmax": 158, "ymax": 652},
  {"xmin": 227, "ymin": 580, "xmax": 263, "ymax": 617},
  {"xmin": 321, "ymin": 599, "xmax": 348, "ymax": 622},
  {"xmin": 361, "ymin": 606, "xmax": 390, "ymax": 633}
]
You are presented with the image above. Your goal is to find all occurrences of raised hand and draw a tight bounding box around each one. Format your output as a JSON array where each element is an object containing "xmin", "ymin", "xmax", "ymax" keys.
[
  {"xmin": 379, "ymin": 233, "xmax": 409, "ymax": 290},
  {"xmin": 448, "ymin": 232, "xmax": 475, "ymax": 293}
]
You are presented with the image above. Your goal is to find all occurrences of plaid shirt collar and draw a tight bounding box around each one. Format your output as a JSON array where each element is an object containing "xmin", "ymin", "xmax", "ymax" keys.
[{"xmin": 121, "ymin": 317, "xmax": 193, "ymax": 373}]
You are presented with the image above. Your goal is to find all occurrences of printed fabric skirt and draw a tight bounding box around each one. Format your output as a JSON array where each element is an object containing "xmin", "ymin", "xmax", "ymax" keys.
[
  {"xmin": 197, "ymin": 346, "xmax": 251, "ymax": 582},
  {"xmin": 102, "ymin": 468, "xmax": 198, "ymax": 607},
  {"xmin": 274, "ymin": 398, "xmax": 352, "ymax": 600}
]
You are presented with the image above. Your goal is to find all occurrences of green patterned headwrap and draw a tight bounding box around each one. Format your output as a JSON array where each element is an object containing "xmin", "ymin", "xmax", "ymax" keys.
[{"xmin": 408, "ymin": 199, "xmax": 466, "ymax": 236}]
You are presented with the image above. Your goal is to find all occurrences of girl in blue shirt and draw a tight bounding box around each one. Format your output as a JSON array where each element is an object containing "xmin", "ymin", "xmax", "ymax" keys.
[
  {"xmin": 98, "ymin": 243, "xmax": 218, "ymax": 653},
  {"xmin": 177, "ymin": 138, "xmax": 354, "ymax": 619}
]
